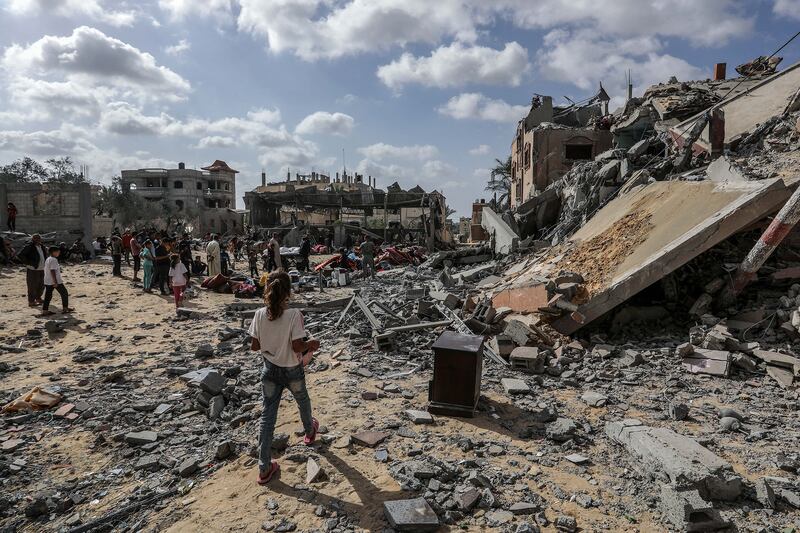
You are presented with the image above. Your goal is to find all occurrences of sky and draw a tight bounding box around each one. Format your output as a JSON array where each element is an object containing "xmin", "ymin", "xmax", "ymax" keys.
[{"xmin": 0, "ymin": 0, "xmax": 799, "ymax": 216}]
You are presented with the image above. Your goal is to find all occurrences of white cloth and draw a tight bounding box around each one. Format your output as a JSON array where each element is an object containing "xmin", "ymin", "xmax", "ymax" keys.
[
  {"xmin": 168, "ymin": 262, "xmax": 188, "ymax": 286},
  {"xmin": 248, "ymin": 307, "xmax": 305, "ymax": 367},
  {"xmin": 206, "ymin": 240, "xmax": 221, "ymax": 277},
  {"xmin": 44, "ymin": 256, "xmax": 62, "ymax": 286},
  {"xmin": 269, "ymin": 238, "xmax": 282, "ymax": 269}
]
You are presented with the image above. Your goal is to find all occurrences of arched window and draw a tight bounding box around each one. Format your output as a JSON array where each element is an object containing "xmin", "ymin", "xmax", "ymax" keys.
[{"xmin": 174, "ymin": 181, "xmax": 183, "ymax": 189}]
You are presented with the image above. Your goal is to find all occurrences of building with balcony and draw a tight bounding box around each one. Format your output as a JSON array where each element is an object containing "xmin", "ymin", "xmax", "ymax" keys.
[{"xmin": 120, "ymin": 160, "xmax": 243, "ymax": 234}]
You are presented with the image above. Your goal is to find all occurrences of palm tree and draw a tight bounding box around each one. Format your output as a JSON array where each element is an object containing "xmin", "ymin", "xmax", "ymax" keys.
[{"xmin": 486, "ymin": 156, "xmax": 511, "ymax": 210}]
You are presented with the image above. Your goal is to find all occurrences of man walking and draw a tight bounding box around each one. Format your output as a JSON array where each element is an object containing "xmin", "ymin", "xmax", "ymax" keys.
[
  {"xmin": 298, "ymin": 234, "xmax": 311, "ymax": 272},
  {"xmin": 42, "ymin": 246, "xmax": 73, "ymax": 316},
  {"xmin": 130, "ymin": 233, "xmax": 142, "ymax": 282},
  {"xmin": 153, "ymin": 238, "xmax": 172, "ymax": 295},
  {"xmin": 122, "ymin": 229, "xmax": 133, "ymax": 265},
  {"xmin": 19, "ymin": 234, "xmax": 46, "ymax": 307}
]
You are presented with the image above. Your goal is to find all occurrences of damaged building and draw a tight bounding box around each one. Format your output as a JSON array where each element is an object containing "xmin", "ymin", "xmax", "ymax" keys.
[
  {"xmin": 120, "ymin": 160, "xmax": 244, "ymax": 234},
  {"xmin": 244, "ymin": 170, "xmax": 451, "ymax": 249}
]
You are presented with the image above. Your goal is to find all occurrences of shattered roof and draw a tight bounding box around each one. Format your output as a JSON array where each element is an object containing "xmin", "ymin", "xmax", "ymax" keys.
[{"xmin": 201, "ymin": 160, "xmax": 239, "ymax": 173}]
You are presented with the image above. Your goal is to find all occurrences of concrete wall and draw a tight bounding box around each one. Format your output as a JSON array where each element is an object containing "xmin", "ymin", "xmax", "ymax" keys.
[{"xmin": 0, "ymin": 182, "xmax": 92, "ymax": 249}]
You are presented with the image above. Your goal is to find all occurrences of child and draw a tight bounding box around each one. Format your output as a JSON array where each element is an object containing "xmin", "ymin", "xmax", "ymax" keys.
[
  {"xmin": 42, "ymin": 246, "xmax": 73, "ymax": 316},
  {"xmin": 248, "ymin": 271, "xmax": 320, "ymax": 484},
  {"xmin": 191, "ymin": 255, "xmax": 207, "ymax": 276},
  {"xmin": 168, "ymin": 253, "xmax": 188, "ymax": 311},
  {"xmin": 249, "ymin": 250, "xmax": 259, "ymax": 278}
]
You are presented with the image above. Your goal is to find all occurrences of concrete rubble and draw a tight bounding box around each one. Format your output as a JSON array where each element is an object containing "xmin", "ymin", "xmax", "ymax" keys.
[{"xmin": 4, "ymin": 58, "xmax": 800, "ymax": 533}]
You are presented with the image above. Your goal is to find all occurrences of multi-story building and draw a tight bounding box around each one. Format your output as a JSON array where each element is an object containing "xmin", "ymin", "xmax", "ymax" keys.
[
  {"xmin": 510, "ymin": 93, "xmax": 613, "ymax": 210},
  {"xmin": 120, "ymin": 160, "xmax": 243, "ymax": 234}
]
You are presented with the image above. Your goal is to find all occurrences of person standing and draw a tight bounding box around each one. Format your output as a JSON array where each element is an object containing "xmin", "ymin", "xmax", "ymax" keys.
[
  {"xmin": 361, "ymin": 236, "xmax": 375, "ymax": 279},
  {"xmin": 19, "ymin": 234, "xmax": 46, "ymax": 307},
  {"xmin": 248, "ymin": 250, "xmax": 259, "ymax": 278},
  {"xmin": 121, "ymin": 230, "xmax": 133, "ymax": 265},
  {"xmin": 153, "ymin": 238, "xmax": 171, "ymax": 295},
  {"xmin": 111, "ymin": 234, "xmax": 123, "ymax": 277},
  {"xmin": 6, "ymin": 202, "xmax": 17, "ymax": 232},
  {"xmin": 168, "ymin": 253, "xmax": 188, "ymax": 312},
  {"xmin": 130, "ymin": 234, "xmax": 142, "ymax": 282},
  {"xmin": 248, "ymin": 272, "xmax": 320, "ymax": 484},
  {"xmin": 268, "ymin": 233, "xmax": 282, "ymax": 272},
  {"xmin": 42, "ymin": 246, "xmax": 72, "ymax": 316},
  {"xmin": 140, "ymin": 239, "xmax": 155, "ymax": 292},
  {"xmin": 298, "ymin": 235, "xmax": 311, "ymax": 272},
  {"xmin": 206, "ymin": 234, "xmax": 221, "ymax": 277}
]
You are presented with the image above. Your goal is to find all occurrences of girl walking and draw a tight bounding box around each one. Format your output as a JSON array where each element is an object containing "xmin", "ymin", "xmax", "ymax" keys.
[
  {"xmin": 248, "ymin": 271, "xmax": 320, "ymax": 484},
  {"xmin": 168, "ymin": 253, "xmax": 188, "ymax": 311}
]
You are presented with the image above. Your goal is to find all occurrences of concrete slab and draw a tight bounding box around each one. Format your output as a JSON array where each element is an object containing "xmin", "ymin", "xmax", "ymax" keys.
[
  {"xmin": 383, "ymin": 498, "xmax": 439, "ymax": 532},
  {"xmin": 491, "ymin": 282, "xmax": 549, "ymax": 314},
  {"xmin": 545, "ymin": 179, "xmax": 792, "ymax": 334},
  {"xmin": 481, "ymin": 206, "xmax": 519, "ymax": 255},
  {"xmin": 606, "ymin": 419, "xmax": 741, "ymax": 501}
]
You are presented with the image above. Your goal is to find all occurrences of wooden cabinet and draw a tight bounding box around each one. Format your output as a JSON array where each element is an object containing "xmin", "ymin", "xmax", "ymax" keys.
[{"xmin": 428, "ymin": 331, "xmax": 483, "ymax": 418}]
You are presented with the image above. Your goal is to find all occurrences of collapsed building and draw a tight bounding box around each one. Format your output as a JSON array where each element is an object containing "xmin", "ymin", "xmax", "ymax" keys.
[{"xmin": 244, "ymin": 170, "xmax": 451, "ymax": 249}]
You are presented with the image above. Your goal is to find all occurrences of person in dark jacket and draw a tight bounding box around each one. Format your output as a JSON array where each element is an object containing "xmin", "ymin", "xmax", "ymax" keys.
[
  {"xmin": 19, "ymin": 234, "xmax": 47, "ymax": 307},
  {"xmin": 298, "ymin": 235, "xmax": 311, "ymax": 272}
]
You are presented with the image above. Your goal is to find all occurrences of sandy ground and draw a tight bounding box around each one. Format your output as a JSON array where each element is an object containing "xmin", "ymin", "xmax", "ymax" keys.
[{"xmin": 1, "ymin": 257, "xmax": 791, "ymax": 532}]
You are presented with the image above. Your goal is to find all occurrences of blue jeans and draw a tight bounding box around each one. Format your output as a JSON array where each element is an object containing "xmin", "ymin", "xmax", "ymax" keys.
[{"xmin": 259, "ymin": 360, "xmax": 314, "ymax": 472}]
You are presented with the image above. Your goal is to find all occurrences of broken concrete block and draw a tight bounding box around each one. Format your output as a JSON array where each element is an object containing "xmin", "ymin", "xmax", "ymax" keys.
[
  {"xmin": 546, "ymin": 417, "xmax": 577, "ymax": 442},
  {"xmin": 351, "ymin": 431, "xmax": 389, "ymax": 448},
  {"xmin": 458, "ymin": 489, "xmax": 482, "ymax": 512},
  {"xmin": 124, "ymin": 431, "xmax": 158, "ymax": 446},
  {"xmin": 659, "ymin": 485, "xmax": 728, "ymax": 532},
  {"xmin": 668, "ymin": 403, "xmax": 689, "ymax": 421},
  {"xmin": 199, "ymin": 370, "xmax": 226, "ymax": 396},
  {"xmin": 177, "ymin": 458, "xmax": 199, "ymax": 477},
  {"xmin": 682, "ymin": 349, "xmax": 730, "ymax": 377},
  {"xmin": 510, "ymin": 346, "xmax": 546, "ymax": 373},
  {"xmin": 208, "ymin": 395, "xmax": 225, "ymax": 420},
  {"xmin": 383, "ymin": 498, "xmax": 439, "ymax": 532},
  {"xmin": 404, "ymin": 410, "xmax": 434, "ymax": 424},
  {"xmin": 755, "ymin": 478, "xmax": 776, "ymax": 509},
  {"xmin": 501, "ymin": 378, "xmax": 530, "ymax": 395},
  {"xmin": 580, "ymin": 391, "xmax": 608, "ymax": 407},
  {"xmin": 481, "ymin": 206, "xmax": 519, "ymax": 255},
  {"xmin": 605, "ymin": 419, "xmax": 742, "ymax": 501}
]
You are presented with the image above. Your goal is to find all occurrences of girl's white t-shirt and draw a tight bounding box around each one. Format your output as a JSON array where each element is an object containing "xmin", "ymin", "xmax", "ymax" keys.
[
  {"xmin": 248, "ymin": 307, "xmax": 305, "ymax": 367},
  {"xmin": 168, "ymin": 262, "xmax": 188, "ymax": 286}
]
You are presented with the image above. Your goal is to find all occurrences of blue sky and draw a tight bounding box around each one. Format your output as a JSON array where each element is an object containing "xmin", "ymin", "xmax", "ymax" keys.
[{"xmin": 0, "ymin": 0, "xmax": 799, "ymax": 216}]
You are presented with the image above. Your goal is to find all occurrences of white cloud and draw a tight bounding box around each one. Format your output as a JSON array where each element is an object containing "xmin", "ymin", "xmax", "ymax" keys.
[
  {"xmin": 165, "ymin": 39, "xmax": 191, "ymax": 56},
  {"xmin": 99, "ymin": 102, "xmax": 174, "ymax": 135},
  {"xmin": 3, "ymin": 26, "xmax": 191, "ymax": 99},
  {"xmin": 537, "ymin": 29, "xmax": 705, "ymax": 105},
  {"xmin": 194, "ymin": 136, "xmax": 238, "ymax": 149},
  {"xmin": 377, "ymin": 41, "xmax": 528, "ymax": 90},
  {"xmin": 158, "ymin": 0, "xmax": 235, "ymax": 20},
  {"xmin": 469, "ymin": 144, "xmax": 491, "ymax": 156},
  {"xmin": 156, "ymin": 0, "xmax": 751, "ymax": 63},
  {"xmin": 438, "ymin": 93, "xmax": 528, "ymax": 122},
  {"xmin": 295, "ymin": 112, "xmax": 355, "ymax": 136},
  {"xmin": 422, "ymin": 159, "xmax": 457, "ymax": 179},
  {"xmin": 0, "ymin": 125, "xmax": 99, "ymax": 156},
  {"xmin": 6, "ymin": 0, "xmax": 136, "ymax": 26},
  {"xmin": 358, "ymin": 143, "xmax": 438, "ymax": 161},
  {"xmin": 774, "ymin": 0, "xmax": 800, "ymax": 19},
  {"xmin": 490, "ymin": 0, "xmax": 753, "ymax": 47}
]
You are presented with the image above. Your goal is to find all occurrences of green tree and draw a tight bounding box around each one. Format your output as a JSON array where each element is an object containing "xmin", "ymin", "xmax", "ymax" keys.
[
  {"xmin": 0, "ymin": 157, "xmax": 48, "ymax": 183},
  {"xmin": 486, "ymin": 155, "xmax": 511, "ymax": 210},
  {"xmin": 44, "ymin": 156, "xmax": 86, "ymax": 184}
]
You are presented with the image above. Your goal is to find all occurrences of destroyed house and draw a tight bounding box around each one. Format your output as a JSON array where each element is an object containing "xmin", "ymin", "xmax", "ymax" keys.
[
  {"xmin": 510, "ymin": 92, "xmax": 613, "ymax": 209},
  {"xmin": 244, "ymin": 180, "xmax": 451, "ymax": 249}
]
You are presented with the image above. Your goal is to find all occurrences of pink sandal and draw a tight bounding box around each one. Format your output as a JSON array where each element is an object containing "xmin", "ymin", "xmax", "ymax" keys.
[
  {"xmin": 257, "ymin": 460, "xmax": 279, "ymax": 485},
  {"xmin": 304, "ymin": 418, "xmax": 319, "ymax": 446}
]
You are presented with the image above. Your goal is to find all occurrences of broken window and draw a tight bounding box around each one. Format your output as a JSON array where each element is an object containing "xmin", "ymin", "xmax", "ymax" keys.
[
  {"xmin": 224, "ymin": 183, "xmax": 230, "ymax": 191},
  {"xmin": 565, "ymin": 144, "xmax": 593, "ymax": 160},
  {"xmin": 524, "ymin": 143, "xmax": 531, "ymax": 169},
  {"xmin": 146, "ymin": 179, "xmax": 154, "ymax": 188},
  {"xmin": 174, "ymin": 181, "xmax": 183, "ymax": 189},
  {"xmin": 175, "ymin": 200, "xmax": 184, "ymax": 210},
  {"xmin": 196, "ymin": 181, "xmax": 202, "ymax": 190}
]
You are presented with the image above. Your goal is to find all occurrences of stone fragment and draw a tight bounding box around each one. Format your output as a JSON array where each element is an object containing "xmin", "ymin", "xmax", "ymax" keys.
[
  {"xmin": 755, "ymin": 478, "xmax": 776, "ymax": 509},
  {"xmin": 580, "ymin": 391, "xmax": 607, "ymax": 407},
  {"xmin": 208, "ymin": 395, "xmax": 225, "ymax": 420},
  {"xmin": 509, "ymin": 501, "xmax": 538, "ymax": 515},
  {"xmin": 1, "ymin": 439, "xmax": 25, "ymax": 452},
  {"xmin": 383, "ymin": 498, "xmax": 439, "ymax": 532},
  {"xmin": 134, "ymin": 454, "xmax": 161, "ymax": 472},
  {"xmin": 719, "ymin": 417, "xmax": 740, "ymax": 432},
  {"xmin": 554, "ymin": 515, "xmax": 577, "ymax": 532},
  {"xmin": 177, "ymin": 458, "xmax": 199, "ymax": 477},
  {"xmin": 501, "ymin": 378, "xmax": 530, "ymax": 395},
  {"xmin": 199, "ymin": 371, "xmax": 225, "ymax": 396},
  {"xmin": 668, "ymin": 403, "xmax": 689, "ymax": 421},
  {"xmin": 546, "ymin": 418, "xmax": 577, "ymax": 442},
  {"xmin": 564, "ymin": 453, "xmax": 590, "ymax": 465},
  {"xmin": 54, "ymin": 403, "xmax": 75, "ymax": 418},
  {"xmin": 659, "ymin": 485, "xmax": 728, "ymax": 531},
  {"xmin": 215, "ymin": 440, "xmax": 234, "ymax": 460},
  {"xmin": 458, "ymin": 489, "xmax": 482, "ymax": 512},
  {"xmin": 124, "ymin": 431, "xmax": 158, "ymax": 445},
  {"xmin": 404, "ymin": 409, "xmax": 434, "ymax": 424},
  {"xmin": 195, "ymin": 343, "xmax": 215, "ymax": 358},
  {"xmin": 306, "ymin": 458, "xmax": 324, "ymax": 484},
  {"xmin": 351, "ymin": 431, "xmax": 389, "ymax": 448}
]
